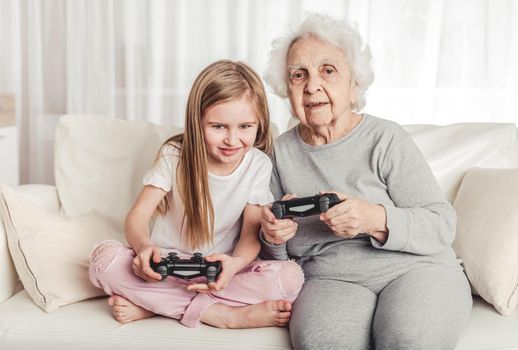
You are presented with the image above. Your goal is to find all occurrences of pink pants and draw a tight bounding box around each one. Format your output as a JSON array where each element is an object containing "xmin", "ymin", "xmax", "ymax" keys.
[{"xmin": 89, "ymin": 240, "xmax": 304, "ymax": 328}]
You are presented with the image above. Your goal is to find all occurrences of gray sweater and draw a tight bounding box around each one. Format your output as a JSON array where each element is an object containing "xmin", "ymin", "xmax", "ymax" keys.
[{"xmin": 261, "ymin": 114, "xmax": 457, "ymax": 261}]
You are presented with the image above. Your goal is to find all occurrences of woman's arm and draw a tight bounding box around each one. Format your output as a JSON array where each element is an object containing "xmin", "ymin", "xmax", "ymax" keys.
[{"xmin": 375, "ymin": 134, "xmax": 456, "ymax": 255}]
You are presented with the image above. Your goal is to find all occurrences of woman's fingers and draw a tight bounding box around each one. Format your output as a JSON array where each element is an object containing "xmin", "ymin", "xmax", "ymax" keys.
[
  {"xmin": 264, "ymin": 225, "xmax": 296, "ymax": 244},
  {"xmin": 265, "ymin": 214, "xmax": 297, "ymax": 230}
]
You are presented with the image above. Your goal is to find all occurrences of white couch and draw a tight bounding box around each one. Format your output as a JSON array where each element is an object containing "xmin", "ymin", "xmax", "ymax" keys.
[{"xmin": 1, "ymin": 115, "xmax": 518, "ymax": 350}]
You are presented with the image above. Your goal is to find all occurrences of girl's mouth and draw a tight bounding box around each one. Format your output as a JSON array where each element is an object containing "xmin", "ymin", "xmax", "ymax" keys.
[{"xmin": 219, "ymin": 147, "xmax": 241, "ymax": 156}]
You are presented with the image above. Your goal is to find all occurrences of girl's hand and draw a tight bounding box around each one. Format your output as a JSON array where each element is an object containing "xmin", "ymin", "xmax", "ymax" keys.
[
  {"xmin": 260, "ymin": 194, "xmax": 299, "ymax": 245},
  {"xmin": 319, "ymin": 191, "xmax": 387, "ymax": 239},
  {"xmin": 132, "ymin": 243, "xmax": 163, "ymax": 282},
  {"xmin": 186, "ymin": 254, "xmax": 245, "ymax": 293}
]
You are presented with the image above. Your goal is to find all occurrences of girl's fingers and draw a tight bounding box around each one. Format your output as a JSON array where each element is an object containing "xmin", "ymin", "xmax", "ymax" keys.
[
  {"xmin": 281, "ymin": 194, "xmax": 298, "ymax": 201},
  {"xmin": 205, "ymin": 253, "xmax": 226, "ymax": 262},
  {"xmin": 151, "ymin": 248, "xmax": 162, "ymax": 263}
]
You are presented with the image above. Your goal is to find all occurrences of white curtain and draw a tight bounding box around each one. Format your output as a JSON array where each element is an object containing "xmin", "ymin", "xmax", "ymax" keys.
[{"xmin": 1, "ymin": 0, "xmax": 517, "ymax": 184}]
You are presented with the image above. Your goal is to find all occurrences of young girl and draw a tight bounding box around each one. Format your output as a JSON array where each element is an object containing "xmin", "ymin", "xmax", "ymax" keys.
[{"xmin": 89, "ymin": 60, "xmax": 304, "ymax": 329}]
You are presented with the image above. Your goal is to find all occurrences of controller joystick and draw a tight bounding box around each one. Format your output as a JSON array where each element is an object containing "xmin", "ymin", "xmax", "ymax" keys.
[
  {"xmin": 271, "ymin": 202, "xmax": 284, "ymax": 220},
  {"xmin": 319, "ymin": 195, "xmax": 330, "ymax": 212}
]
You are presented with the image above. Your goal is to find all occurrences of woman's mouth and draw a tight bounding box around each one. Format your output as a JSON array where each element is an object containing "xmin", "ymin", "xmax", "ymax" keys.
[{"xmin": 305, "ymin": 102, "xmax": 329, "ymax": 110}]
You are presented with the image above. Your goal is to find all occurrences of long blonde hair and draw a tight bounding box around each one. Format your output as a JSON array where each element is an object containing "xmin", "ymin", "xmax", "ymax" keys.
[{"xmin": 156, "ymin": 60, "xmax": 271, "ymax": 250}]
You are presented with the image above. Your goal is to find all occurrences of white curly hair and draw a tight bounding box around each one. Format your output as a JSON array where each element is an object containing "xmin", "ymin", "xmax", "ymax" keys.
[{"xmin": 264, "ymin": 13, "xmax": 374, "ymax": 111}]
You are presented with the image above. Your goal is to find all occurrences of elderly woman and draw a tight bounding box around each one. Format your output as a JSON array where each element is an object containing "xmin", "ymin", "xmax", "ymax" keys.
[{"xmin": 260, "ymin": 14, "xmax": 472, "ymax": 350}]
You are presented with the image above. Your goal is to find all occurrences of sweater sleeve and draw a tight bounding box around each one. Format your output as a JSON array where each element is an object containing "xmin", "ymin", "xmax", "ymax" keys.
[
  {"xmin": 259, "ymin": 149, "xmax": 290, "ymax": 261},
  {"xmin": 370, "ymin": 133, "xmax": 457, "ymax": 255}
]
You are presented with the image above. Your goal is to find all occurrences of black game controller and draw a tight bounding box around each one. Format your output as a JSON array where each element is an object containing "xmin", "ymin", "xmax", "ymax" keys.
[
  {"xmin": 150, "ymin": 252, "xmax": 222, "ymax": 283},
  {"xmin": 271, "ymin": 193, "xmax": 341, "ymax": 219}
]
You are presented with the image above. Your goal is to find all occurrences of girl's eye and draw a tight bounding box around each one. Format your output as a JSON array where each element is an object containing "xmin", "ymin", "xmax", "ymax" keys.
[
  {"xmin": 240, "ymin": 124, "xmax": 254, "ymax": 129},
  {"xmin": 212, "ymin": 124, "xmax": 225, "ymax": 130}
]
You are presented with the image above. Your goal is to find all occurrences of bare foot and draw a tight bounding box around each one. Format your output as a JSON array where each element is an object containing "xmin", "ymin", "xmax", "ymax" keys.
[
  {"xmin": 201, "ymin": 300, "xmax": 292, "ymax": 329},
  {"xmin": 108, "ymin": 295, "xmax": 155, "ymax": 324}
]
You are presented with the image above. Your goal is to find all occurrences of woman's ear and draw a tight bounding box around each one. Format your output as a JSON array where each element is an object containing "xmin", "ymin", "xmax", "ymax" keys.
[{"xmin": 350, "ymin": 81, "xmax": 359, "ymax": 110}]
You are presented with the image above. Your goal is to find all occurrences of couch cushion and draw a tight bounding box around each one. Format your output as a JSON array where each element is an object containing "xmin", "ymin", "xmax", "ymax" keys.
[
  {"xmin": 0, "ymin": 291, "xmax": 292, "ymax": 350},
  {"xmin": 0, "ymin": 291, "xmax": 517, "ymax": 350},
  {"xmin": 453, "ymin": 168, "xmax": 518, "ymax": 316},
  {"xmin": 403, "ymin": 123, "xmax": 518, "ymax": 203},
  {"xmin": 54, "ymin": 115, "xmax": 178, "ymax": 224},
  {"xmin": 0, "ymin": 185, "xmax": 61, "ymax": 304},
  {"xmin": 0, "ymin": 185, "xmax": 123, "ymax": 312}
]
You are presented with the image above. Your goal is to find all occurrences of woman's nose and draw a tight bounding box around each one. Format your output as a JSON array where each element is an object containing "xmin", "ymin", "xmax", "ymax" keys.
[{"xmin": 304, "ymin": 73, "xmax": 323, "ymax": 94}]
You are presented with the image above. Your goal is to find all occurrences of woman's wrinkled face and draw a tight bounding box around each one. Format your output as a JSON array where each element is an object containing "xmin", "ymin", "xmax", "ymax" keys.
[{"xmin": 286, "ymin": 36, "xmax": 357, "ymax": 128}]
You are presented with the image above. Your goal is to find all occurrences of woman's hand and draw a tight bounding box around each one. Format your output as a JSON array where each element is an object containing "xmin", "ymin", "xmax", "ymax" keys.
[
  {"xmin": 132, "ymin": 243, "xmax": 163, "ymax": 282},
  {"xmin": 320, "ymin": 192, "xmax": 387, "ymax": 241},
  {"xmin": 261, "ymin": 194, "xmax": 299, "ymax": 245},
  {"xmin": 187, "ymin": 254, "xmax": 246, "ymax": 293}
]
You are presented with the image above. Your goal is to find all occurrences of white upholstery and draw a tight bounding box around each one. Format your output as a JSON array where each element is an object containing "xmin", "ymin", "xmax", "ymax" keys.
[
  {"xmin": 54, "ymin": 115, "xmax": 178, "ymax": 224},
  {"xmin": 0, "ymin": 291, "xmax": 291, "ymax": 350},
  {"xmin": 0, "ymin": 185, "xmax": 60, "ymax": 304},
  {"xmin": 0, "ymin": 213, "xmax": 16, "ymax": 303},
  {"xmin": 0, "ymin": 291, "xmax": 516, "ymax": 350},
  {"xmin": 1, "ymin": 116, "xmax": 518, "ymax": 349},
  {"xmin": 403, "ymin": 123, "xmax": 518, "ymax": 203}
]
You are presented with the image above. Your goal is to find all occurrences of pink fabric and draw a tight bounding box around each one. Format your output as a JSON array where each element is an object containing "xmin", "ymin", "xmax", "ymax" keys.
[{"xmin": 89, "ymin": 240, "xmax": 304, "ymax": 328}]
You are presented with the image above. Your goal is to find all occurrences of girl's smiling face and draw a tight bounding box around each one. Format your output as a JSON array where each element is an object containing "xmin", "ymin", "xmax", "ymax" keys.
[{"xmin": 202, "ymin": 94, "xmax": 259, "ymax": 175}]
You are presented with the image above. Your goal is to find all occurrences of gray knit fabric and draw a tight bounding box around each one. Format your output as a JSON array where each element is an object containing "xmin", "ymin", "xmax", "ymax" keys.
[
  {"xmin": 261, "ymin": 114, "xmax": 458, "ymax": 260},
  {"xmin": 260, "ymin": 114, "xmax": 472, "ymax": 350}
]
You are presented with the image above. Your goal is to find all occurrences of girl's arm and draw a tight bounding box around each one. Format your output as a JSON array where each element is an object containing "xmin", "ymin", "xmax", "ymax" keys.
[
  {"xmin": 190, "ymin": 203, "xmax": 262, "ymax": 292},
  {"xmin": 231, "ymin": 203, "xmax": 262, "ymax": 265},
  {"xmin": 125, "ymin": 185, "xmax": 167, "ymax": 281}
]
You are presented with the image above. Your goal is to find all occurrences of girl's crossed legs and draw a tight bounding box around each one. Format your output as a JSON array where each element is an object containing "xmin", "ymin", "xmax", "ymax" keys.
[{"xmin": 89, "ymin": 240, "xmax": 304, "ymax": 328}]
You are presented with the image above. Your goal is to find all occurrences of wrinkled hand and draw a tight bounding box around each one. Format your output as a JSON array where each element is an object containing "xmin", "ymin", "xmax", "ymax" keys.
[
  {"xmin": 187, "ymin": 254, "xmax": 245, "ymax": 293},
  {"xmin": 132, "ymin": 243, "xmax": 163, "ymax": 282},
  {"xmin": 261, "ymin": 194, "xmax": 299, "ymax": 245},
  {"xmin": 320, "ymin": 192, "xmax": 387, "ymax": 239}
]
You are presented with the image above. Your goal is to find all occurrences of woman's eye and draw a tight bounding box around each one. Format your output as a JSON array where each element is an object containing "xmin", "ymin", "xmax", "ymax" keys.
[
  {"xmin": 290, "ymin": 70, "xmax": 307, "ymax": 81},
  {"xmin": 240, "ymin": 124, "xmax": 252, "ymax": 129},
  {"xmin": 323, "ymin": 67, "xmax": 336, "ymax": 75},
  {"xmin": 212, "ymin": 124, "xmax": 225, "ymax": 130}
]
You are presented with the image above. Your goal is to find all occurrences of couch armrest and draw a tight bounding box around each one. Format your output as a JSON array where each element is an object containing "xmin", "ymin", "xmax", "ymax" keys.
[{"xmin": 0, "ymin": 184, "xmax": 60, "ymax": 304}]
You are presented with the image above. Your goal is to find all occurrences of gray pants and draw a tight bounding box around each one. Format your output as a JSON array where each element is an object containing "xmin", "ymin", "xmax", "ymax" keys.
[{"xmin": 289, "ymin": 240, "xmax": 473, "ymax": 350}]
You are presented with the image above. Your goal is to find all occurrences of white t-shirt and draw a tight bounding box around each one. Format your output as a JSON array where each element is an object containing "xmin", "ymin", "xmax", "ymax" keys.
[{"xmin": 142, "ymin": 144, "xmax": 273, "ymax": 256}]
